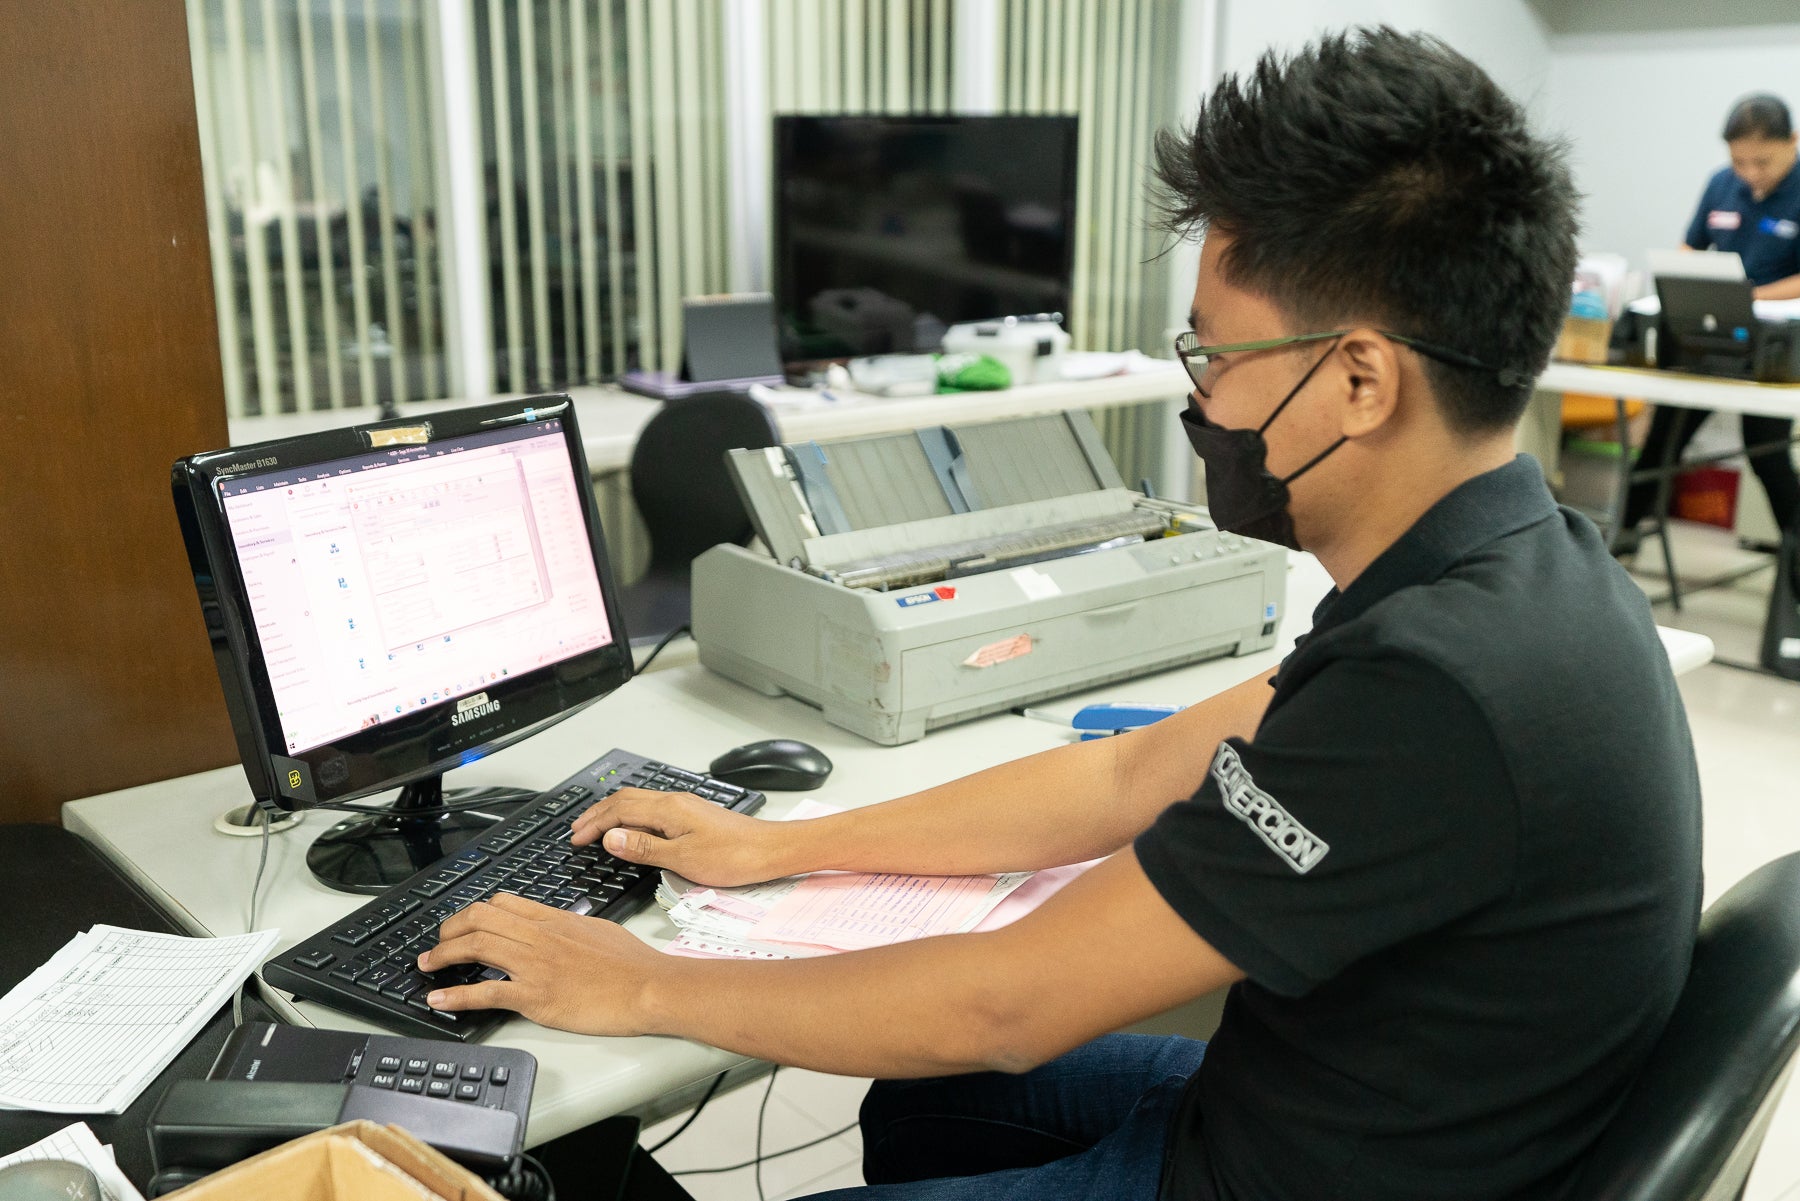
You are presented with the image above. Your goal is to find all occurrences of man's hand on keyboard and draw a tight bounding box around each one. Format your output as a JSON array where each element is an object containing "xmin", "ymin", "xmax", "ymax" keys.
[
  {"xmin": 419, "ymin": 891, "xmax": 661, "ymax": 1035},
  {"xmin": 571, "ymin": 787, "xmax": 782, "ymax": 888}
]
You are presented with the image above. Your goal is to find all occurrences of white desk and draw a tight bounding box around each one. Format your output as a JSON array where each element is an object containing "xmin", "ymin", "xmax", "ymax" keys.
[
  {"xmin": 1538, "ymin": 361, "xmax": 1800, "ymax": 639},
  {"xmin": 1539, "ymin": 361, "xmax": 1800, "ymax": 420},
  {"xmin": 225, "ymin": 366, "xmax": 1192, "ymax": 475},
  {"xmin": 60, "ymin": 552, "xmax": 1711, "ymax": 1146}
]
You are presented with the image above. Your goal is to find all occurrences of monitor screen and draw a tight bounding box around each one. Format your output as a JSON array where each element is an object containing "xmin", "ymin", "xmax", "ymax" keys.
[
  {"xmin": 173, "ymin": 397, "xmax": 633, "ymax": 814},
  {"xmin": 773, "ymin": 114, "xmax": 1078, "ymax": 361}
]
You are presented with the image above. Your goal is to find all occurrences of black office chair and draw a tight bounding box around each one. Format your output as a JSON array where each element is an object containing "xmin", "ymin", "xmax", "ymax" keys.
[
  {"xmin": 1572, "ymin": 851, "xmax": 1800, "ymax": 1201},
  {"xmin": 619, "ymin": 392, "xmax": 780, "ymax": 644}
]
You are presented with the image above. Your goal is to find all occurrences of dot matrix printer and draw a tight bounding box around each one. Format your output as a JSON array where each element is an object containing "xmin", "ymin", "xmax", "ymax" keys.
[{"xmin": 692, "ymin": 410, "xmax": 1286, "ymax": 744}]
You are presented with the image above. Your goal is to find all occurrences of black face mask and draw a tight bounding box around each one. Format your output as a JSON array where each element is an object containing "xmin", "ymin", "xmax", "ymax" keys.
[{"xmin": 1178, "ymin": 342, "xmax": 1346, "ymax": 551}]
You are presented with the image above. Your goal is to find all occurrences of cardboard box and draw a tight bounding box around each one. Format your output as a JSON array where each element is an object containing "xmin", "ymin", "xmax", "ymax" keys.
[
  {"xmin": 160, "ymin": 1121, "xmax": 505, "ymax": 1201},
  {"xmin": 1554, "ymin": 313, "xmax": 1612, "ymax": 364}
]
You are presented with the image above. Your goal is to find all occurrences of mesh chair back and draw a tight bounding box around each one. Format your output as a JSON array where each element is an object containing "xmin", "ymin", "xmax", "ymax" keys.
[
  {"xmin": 628, "ymin": 393, "xmax": 780, "ymax": 572},
  {"xmin": 1573, "ymin": 851, "xmax": 1800, "ymax": 1201}
]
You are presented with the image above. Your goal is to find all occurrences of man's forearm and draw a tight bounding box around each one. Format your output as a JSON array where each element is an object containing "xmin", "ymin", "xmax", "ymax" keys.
[
  {"xmin": 1754, "ymin": 272, "xmax": 1800, "ymax": 300},
  {"xmin": 762, "ymin": 667, "xmax": 1277, "ymax": 879},
  {"xmin": 628, "ymin": 852, "xmax": 1243, "ymax": 1078}
]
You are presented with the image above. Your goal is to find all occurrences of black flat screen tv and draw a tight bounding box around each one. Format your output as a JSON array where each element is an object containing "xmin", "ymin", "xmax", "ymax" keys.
[{"xmin": 773, "ymin": 114, "xmax": 1078, "ymax": 361}]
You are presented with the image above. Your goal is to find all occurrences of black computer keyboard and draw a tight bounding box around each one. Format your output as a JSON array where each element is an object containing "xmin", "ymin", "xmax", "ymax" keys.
[{"xmin": 262, "ymin": 748, "xmax": 764, "ymax": 1042}]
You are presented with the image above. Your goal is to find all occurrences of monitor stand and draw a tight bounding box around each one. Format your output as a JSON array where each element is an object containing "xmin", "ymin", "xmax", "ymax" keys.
[{"xmin": 305, "ymin": 774, "xmax": 538, "ymax": 894}]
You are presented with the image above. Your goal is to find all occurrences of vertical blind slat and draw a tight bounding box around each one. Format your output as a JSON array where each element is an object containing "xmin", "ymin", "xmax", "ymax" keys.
[
  {"xmin": 674, "ymin": 0, "xmax": 704, "ymax": 310},
  {"xmin": 701, "ymin": 2, "xmax": 727, "ymax": 294},
  {"xmin": 930, "ymin": 0, "xmax": 948, "ymax": 113},
  {"xmin": 260, "ymin": 0, "xmax": 312, "ymax": 412},
  {"xmin": 330, "ymin": 0, "xmax": 377, "ymax": 407},
  {"xmin": 821, "ymin": 0, "xmax": 841, "ymax": 110},
  {"xmin": 796, "ymin": 0, "xmax": 820, "ymax": 111},
  {"xmin": 1093, "ymin": 0, "xmax": 1121, "ymax": 351},
  {"xmin": 548, "ymin": 0, "xmax": 579, "ymax": 383},
  {"xmin": 597, "ymin": 0, "xmax": 628, "ymax": 377},
  {"xmin": 885, "ymin": 0, "xmax": 907, "ymax": 111},
  {"xmin": 518, "ymin": 0, "xmax": 553, "ymax": 390},
  {"xmin": 623, "ymin": 0, "xmax": 659, "ymax": 370},
  {"xmin": 843, "ymin": 0, "xmax": 864, "ymax": 113},
  {"xmin": 646, "ymin": 0, "xmax": 682, "ymax": 373},
  {"xmin": 572, "ymin": 0, "xmax": 601, "ymax": 381},
  {"xmin": 400, "ymin": 0, "xmax": 441, "ymax": 400},
  {"xmin": 1069, "ymin": 0, "xmax": 1098, "ymax": 349},
  {"xmin": 225, "ymin": 0, "xmax": 279, "ymax": 414},
  {"xmin": 484, "ymin": 0, "xmax": 523, "ymax": 391},
  {"xmin": 187, "ymin": 0, "xmax": 248, "ymax": 417},
  {"xmin": 364, "ymin": 0, "xmax": 409, "ymax": 407}
]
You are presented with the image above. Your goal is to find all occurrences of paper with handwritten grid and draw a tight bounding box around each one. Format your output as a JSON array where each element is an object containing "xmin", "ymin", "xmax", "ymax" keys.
[{"xmin": 0, "ymin": 925, "xmax": 276, "ymax": 1113}]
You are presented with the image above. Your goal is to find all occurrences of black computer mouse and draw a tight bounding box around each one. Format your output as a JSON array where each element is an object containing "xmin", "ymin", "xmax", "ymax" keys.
[{"xmin": 708, "ymin": 739, "xmax": 833, "ymax": 791}]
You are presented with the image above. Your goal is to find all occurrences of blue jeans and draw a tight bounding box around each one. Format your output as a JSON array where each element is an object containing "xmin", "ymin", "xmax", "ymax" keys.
[{"xmin": 800, "ymin": 1034, "xmax": 1206, "ymax": 1201}]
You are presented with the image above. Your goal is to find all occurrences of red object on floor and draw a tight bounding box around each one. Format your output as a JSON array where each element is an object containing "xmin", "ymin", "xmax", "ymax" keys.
[{"xmin": 1671, "ymin": 466, "xmax": 1741, "ymax": 529}]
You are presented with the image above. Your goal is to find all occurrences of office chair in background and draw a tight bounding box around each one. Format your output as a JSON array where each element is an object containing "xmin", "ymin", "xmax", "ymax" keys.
[
  {"xmin": 1573, "ymin": 850, "xmax": 1800, "ymax": 1201},
  {"xmin": 620, "ymin": 392, "xmax": 780, "ymax": 643}
]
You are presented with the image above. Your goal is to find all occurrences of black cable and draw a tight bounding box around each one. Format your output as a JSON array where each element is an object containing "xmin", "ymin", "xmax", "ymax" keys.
[
  {"xmin": 635, "ymin": 623, "xmax": 692, "ymax": 673},
  {"xmin": 668, "ymin": 1121, "xmax": 860, "ymax": 1177},
  {"xmin": 234, "ymin": 807, "xmax": 274, "ymax": 1027},
  {"xmin": 248, "ymin": 805, "xmax": 272, "ymax": 932},
  {"xmin": 756, "ymin": 1065, "xmax": 777, "ymax": 1201},
  {"xmin": 645, "ymin": 1071, "xmax": 728, "ymax": 1154},
  {"xmin": 486, "ymin": 1151, "xmax": 555, "ymax": 1201}
]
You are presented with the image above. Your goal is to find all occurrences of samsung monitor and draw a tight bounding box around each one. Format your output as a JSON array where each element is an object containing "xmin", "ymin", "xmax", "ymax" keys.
[
  {"xmin": 773, "ymin": 114, "xmax": 1078, "ymax": 361},
  {"xmin": 172, "ymin": 396, "xmax": 633, "ymax": 893}
]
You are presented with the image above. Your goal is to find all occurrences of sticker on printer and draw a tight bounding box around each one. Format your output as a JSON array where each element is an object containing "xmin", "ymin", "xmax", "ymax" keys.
[
  {"xmin": 1708, "ymin": 209, "xmax": 1742, "ymax": 231},
  {"xmin": 896, "ymin": 585, "xmax": 957, "ymax": 608},
  {"xmin": 1781, "ymin": 637, "xmax": 1800, "ymax": 660},
  {"xmin": 963, "ymin": 633, "xmax": 1033, "ymax": 669},
  {"xmin": 1011, "ymin": 566, "xmax": 1061, "ymax": 601}
]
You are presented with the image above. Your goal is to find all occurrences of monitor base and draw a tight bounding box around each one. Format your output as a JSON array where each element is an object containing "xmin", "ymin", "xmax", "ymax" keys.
[{"xmin": 306, "ymin": 779, "xmax": 539, "ymax": 894}]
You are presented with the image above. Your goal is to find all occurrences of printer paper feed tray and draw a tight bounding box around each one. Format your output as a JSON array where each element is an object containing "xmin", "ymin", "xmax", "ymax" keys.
[{"xmin": 728, "ymin": 411, "xmax": 1129, "ymax": 570}]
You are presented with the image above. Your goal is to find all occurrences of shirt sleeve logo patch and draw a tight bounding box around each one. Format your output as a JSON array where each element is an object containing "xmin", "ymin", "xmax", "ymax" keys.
[
  {"xmin": 1211, "ymin": 743, "xmax": 1330, "ymax": 874},
  {"xmin": 1708, "ymin": 209, "xmax": 1742, "ymax": 230}
]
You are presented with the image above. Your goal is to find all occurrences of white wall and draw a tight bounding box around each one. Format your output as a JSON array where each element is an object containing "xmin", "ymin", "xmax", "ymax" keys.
[
  {"xmin": 1540, "ymin": 24, "xmax": 1800, "ymax": 272},
  {"xmin": 1215, "ymin": 0, "xmax": 1555, "ymax": 116},
  {"xmin": 1163, "ymin": 0, "xmax": 1554, "ymax": 335}
]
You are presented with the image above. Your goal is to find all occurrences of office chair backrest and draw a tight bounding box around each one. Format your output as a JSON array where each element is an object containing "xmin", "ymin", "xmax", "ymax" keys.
[
  {"xmin": 1571, "ymin": 851, "xmax": 1800, "ymax": 1201},
  {"xmin": 628, "ymin": 392, "xmax": 780, "ymax": 571}
]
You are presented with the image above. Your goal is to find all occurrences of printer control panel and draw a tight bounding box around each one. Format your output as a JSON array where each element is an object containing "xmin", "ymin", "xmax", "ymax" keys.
[{"xmin": 1131, "ymin": 529, "xmax": 1254, "ymax": 572}]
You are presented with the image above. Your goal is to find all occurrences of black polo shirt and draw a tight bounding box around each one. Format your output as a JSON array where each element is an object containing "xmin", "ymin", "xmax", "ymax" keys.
[
  {"xmin": 1684, "ymin": 162, "xmax": 1800, "ymax": 287},
  {"xmin": 1137, "ymin": 456, "xmax": 1702, "ymax": 1201}
]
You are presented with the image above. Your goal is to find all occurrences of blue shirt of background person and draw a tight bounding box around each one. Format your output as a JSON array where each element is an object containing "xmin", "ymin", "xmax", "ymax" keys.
[{"xmin": 1684, "ymin": 95, "xmax": 1800, "ymax": 295}]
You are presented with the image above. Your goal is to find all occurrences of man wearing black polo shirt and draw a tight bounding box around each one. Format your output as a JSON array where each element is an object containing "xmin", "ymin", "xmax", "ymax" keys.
[
  {"xmin": 420, "ymin": 28, "xmax": 1703, "ymax": 1201},
  {"xmin": 1619, "ymin": 93, "xmax": 1800, "ymax": 547}
]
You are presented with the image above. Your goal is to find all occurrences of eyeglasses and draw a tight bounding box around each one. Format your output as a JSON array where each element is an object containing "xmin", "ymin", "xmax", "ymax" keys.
[
  {"xmin": 1172, "ymin": 330, "xmax": 1345, "ymax": 399},
  {"xmin": 1173, "ymin": 328, "xmax": 1525, "ymax": 399}
]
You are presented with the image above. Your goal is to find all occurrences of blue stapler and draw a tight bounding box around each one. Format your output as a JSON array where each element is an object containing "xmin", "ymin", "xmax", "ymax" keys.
[{"xmin": 1071, "ymin": 703, "xmax": 1183, "ymax": 739}]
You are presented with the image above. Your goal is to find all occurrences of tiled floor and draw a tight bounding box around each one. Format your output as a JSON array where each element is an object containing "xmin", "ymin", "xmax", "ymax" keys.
[{"xmin": 641, "ymin": 519, "xmax": 1800, "ymax": 1199}]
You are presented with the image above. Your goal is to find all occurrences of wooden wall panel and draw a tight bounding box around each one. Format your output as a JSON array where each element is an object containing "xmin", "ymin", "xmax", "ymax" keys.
[{"xmin": 0, "ymin": 0, "xmax": 237, "ymax": 823}]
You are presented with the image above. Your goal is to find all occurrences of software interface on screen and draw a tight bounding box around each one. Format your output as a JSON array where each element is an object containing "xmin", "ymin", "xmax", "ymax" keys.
[{"xmin": 216, "ymin": 419, "xmax": 612, "ymax": 755}]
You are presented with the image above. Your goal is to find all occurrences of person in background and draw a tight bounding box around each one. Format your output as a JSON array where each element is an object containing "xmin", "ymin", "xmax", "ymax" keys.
[{"xmin": 1617, "ymin": 93, "xmax": 1800, "ymax": 553}]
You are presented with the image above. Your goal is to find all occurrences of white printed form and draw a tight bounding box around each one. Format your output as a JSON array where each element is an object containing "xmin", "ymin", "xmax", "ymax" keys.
[
  {"xmin": 758, "ymin": 872, "xmax": 1030, "ymax": 951},
  {"xmin": 0, "ymin": 926, "xmax": 277, "ymax": 1114}
]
